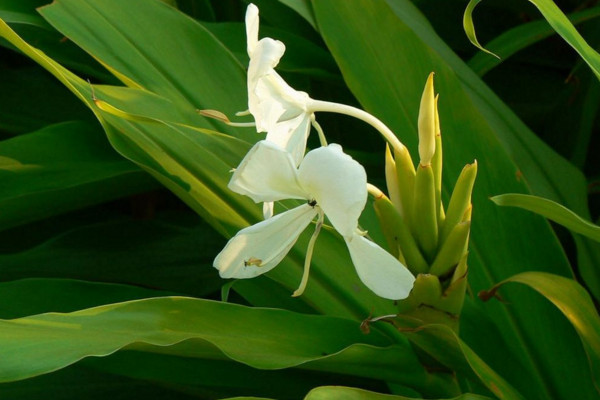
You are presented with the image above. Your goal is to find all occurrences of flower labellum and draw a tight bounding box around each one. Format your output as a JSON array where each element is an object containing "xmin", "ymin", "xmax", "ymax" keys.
[{"xmin": 213, "ymin": 140, "xmax": 415, "ymax": 300}]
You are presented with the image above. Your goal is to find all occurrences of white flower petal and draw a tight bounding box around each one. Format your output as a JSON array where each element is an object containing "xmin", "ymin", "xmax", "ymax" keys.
[
  {"xmin": 214, "ymin": 204, "xmax": 318, "ymax": 279},
  {"xmin": 229, "ymin": 141, "xmax": 308, "ymax": 203},
  {"xmin": 248, "ymin": 39, "xmax": 286, "ymax": 129},
  {"xmin": 245, "ymin": 4, "xmax": 259, "ymax": 55},
  {"xmin": 298, "ymin": 144, "xmax": 367, "ymax": 237},
  {"xmin": 345, "ymin": 234, "xmax": 415, "ymax": 300},
  {"xmin": 252, "ymin": 70, "xmax": 309, "ymax": 134},
  {"xmin": 265, "ymin": 112, "xmax": 311, "ymax": 166},
  {"xmin": 263, "ymin": 201, "xmax": 274, "ymax": 219},
  {"xmin": 256, "ymin": 73, "xmax": 309, "ymax": 116}
]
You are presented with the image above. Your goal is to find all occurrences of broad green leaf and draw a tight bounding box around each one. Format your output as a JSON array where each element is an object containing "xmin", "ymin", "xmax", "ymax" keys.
[
  {"xmin": 0, "ymin": 280, "xmax": 341, "ymax": 398},
  {"xmin": 0, "ymin": 211, "xmax": 225, "ymax": 298},
  {"xmin": 38, "ymin": 0, "xmax": 249, "ymax": 137},
  {"xmin": 0, "ymin": 0, "xmax": 115, "ymax": 83},
  {"xmin": 277, "ymin": 0, "xmax": 317, "ymax": 30},
  {"xmin": 200, "ymin": 22, "xmax": 340, "ymax": 80},
  {"xmin": 0, "ymin": 64, "xmax": 93, "ymax": 135},
  {"xmin": 0, "ymin": 0, "xmax": 51, "ymax": 30},
  {"xmin": 492, "ymin": 193, "xmax": 600, "ymax": 242},
  {"xmin": 305, "ymin": 386, "xmax": 493, "ymax": 400},
  {"xmin": 464, "ymin": 0, "xmax": 600, "ymax": 80},
  {"xmin": 0, "ymin": 279, "xmax": 174, "ymax": 319},
  {"xmin": 175, "ymin": 0, "xmax": 216, "ymax": 22},
  {"xmin": 247, "ymin": 0, "xmax": 320, "ymax": 44},
  {"xmin": 222, "ymin": 398, "xmax": 273, "ymax": 400},
  {"xmin": 0, "ymin": 362, "xmax": 202, "ymax": 400},
  {"xmin": 467, "ymin": 6, "xmax": 600, "ymax": 76},
  {"xmin": 0, "ymin": 297, "xmax": 447, "ymax": 396},
  {"xmin": 85, "ymin": 350, "xmax": 401, "ymax": 400},
  {"xmin": 312, "ymin": 1, "xmax": 595, "ymax": 398},
  {"xmin": 0, "ymin": 121, "xmax": 158, "ymax": 231},
  {"xmin": 479, "ymin": 272, "xmax": 600, "ymax": 395}
]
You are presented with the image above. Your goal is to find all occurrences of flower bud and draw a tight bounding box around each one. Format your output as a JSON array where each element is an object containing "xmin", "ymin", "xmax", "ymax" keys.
[{"xmin": 418, "ymin": 72, "xmax": 436, "ymax": 166}]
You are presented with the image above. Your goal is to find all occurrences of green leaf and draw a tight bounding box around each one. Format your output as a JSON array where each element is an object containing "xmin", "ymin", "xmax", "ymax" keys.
[
  {"xmin": 0, "ymin": 362, "xmax": 203, "ymax": 400},
  {"xmin": 85, "ymin": 349, "xmax": 404, "ymax": 400},
  {"xmin": 312, "ymin": 0, "xmax": 595, "ymax": 398},
  {"xmin": 462, "ymin": 0, "xmax": 500, "ymax": 59},
  {"xmin": 464, "ymin": 0, "xmax": 600, "ymax": 80},
  {"xmin": 0, "ymin": 64, "xmax": 94, "ymax": 135},
  {"xmin": 0, "ymin": 297, "xmax": 444, "ymax": 395},
  {"xmin": 305, "ymin": 386, "xmax": 493, "ymax": 400},
  {"xmin": 38, "ymin": 0, "xmax": 250, "ymax": 136},
  {"xmin": 0, "ymin": 279, "xmax": 174, "ymax": 319},
  {"xmin": 386, "ymin": 317, "xmax": 525, "ymax": 399},
  {"xmin": 0, "ymin": 121, "xmax": 158, "ymax": 231},
  {"xmin": 479, "ymin": 272, "xmax": 600, "ymax": 395},
  {"xmin": 199, "ymin": 21, "xmax": 340, "ymax": 80},
  {"xmin": 0, "ymin": 0, "xmax": 51, "ymax": 30},
  {"xmin": 0, "ymin": 211, "xmax": 225, "ymax": 298},
  {"xmin": 467, "ymin": 6, "xmax": 600, "ymax": 76},
  {"xmin": 491, "ymin": 193, "xmax": 600, "ymax": 242},
  {"xmin": 277, "ymin": 0, "xmax": 317, "ymax": 30}
]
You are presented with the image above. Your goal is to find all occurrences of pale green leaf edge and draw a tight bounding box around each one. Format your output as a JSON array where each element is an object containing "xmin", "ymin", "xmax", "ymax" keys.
[
  {"xmin": 305, "ymin": 386, "xmax": 493, "ymax": 400},
  {"xmin": 491, "ymin": 193, "xmax": 600, "ymax": 242},
  {"xmin": 480, "ymin": 271, "xmax": 600, "ymax": 395}
]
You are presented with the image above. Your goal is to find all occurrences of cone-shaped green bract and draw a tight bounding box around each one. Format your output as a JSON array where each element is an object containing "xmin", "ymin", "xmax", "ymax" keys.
[{"xmin": 373, "ymin": 74, "xmax": 476, "ymax": 329}]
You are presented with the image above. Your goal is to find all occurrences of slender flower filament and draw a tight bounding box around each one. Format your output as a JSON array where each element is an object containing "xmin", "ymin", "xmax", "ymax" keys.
[
  {"xmin": 311, "ymin": 115, "xmax": 328, "ymax": 147},
  {"xmin": 227, "ymin": 121, "xmax": 257, "ymax": 127},
  {"xmin": 292, "ymin": 210, "xmax": 325, "ymax": 297}
]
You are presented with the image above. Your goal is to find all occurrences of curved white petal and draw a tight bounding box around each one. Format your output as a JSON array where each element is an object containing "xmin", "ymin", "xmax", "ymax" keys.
[
  {"xmin": 345, "ymin": 234, "xmax": 415, "ymax": 300},
  {"xmin": 252, "ymin": 72, "xmax": 309, "ymax": 133},
  {"xmin": 256, "ymin": 73, "xmax": 309, "ymax": 115},
  {"xmin": 214, "ymin": 205, "xmax": 318, "ymax": 279},
  {"xmin": 248, "ymin": 39, "xmax": 286, "ymax": 129},
  {"xmin": 245, "ymin": 4, "xmax": 259, "ymax": 55},
  {"xmin": 265, "ymin": 112, "xmax": 311, "ymax": 166},
  {"xmin": 263, "ymin": 202, "xmax": 274, "ymax": 219},
  {"xmin": 298, "ymin": 144, "xmax": 367, "ymax": 237},
  {"xmin": 229, "ymin": 141, "xmax": 307, "ymax": 203}
]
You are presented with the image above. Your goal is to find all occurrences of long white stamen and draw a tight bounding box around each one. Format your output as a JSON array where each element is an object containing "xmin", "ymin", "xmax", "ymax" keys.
[
  {"xmin": 311, "ymin": 115, "xmax": 328, "ymax": 147},
  {"xmin": 227, "ymin": 121, "xmax": 257, "ymax": 127},
  {"xmin": 292, "ymin": 210, "xmax": 324, "ymax": 297}
]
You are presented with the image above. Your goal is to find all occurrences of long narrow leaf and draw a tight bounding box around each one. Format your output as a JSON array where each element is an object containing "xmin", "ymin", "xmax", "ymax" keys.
[
  {"xmin": 468, "ymin": 6, "xmax": 600, "ymax": 76},
  {"xmin": 464, "ymin": 0, "xmax": 600, "ymax": 80},
  {"xmin": 492, "ymin": 193, "xmax": 600, "ymax": 242}
]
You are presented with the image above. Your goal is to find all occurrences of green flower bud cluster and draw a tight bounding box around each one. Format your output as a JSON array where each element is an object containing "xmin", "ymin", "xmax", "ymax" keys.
[{"xmin": 372, "ymin": 73, "xmax": 477, "ymax": 330}]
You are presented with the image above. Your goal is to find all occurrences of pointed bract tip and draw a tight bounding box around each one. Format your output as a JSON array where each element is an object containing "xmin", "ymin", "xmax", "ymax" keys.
[{"xmin": 418, "ymin": 73, "xmax": 436, "ymax": 166}]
